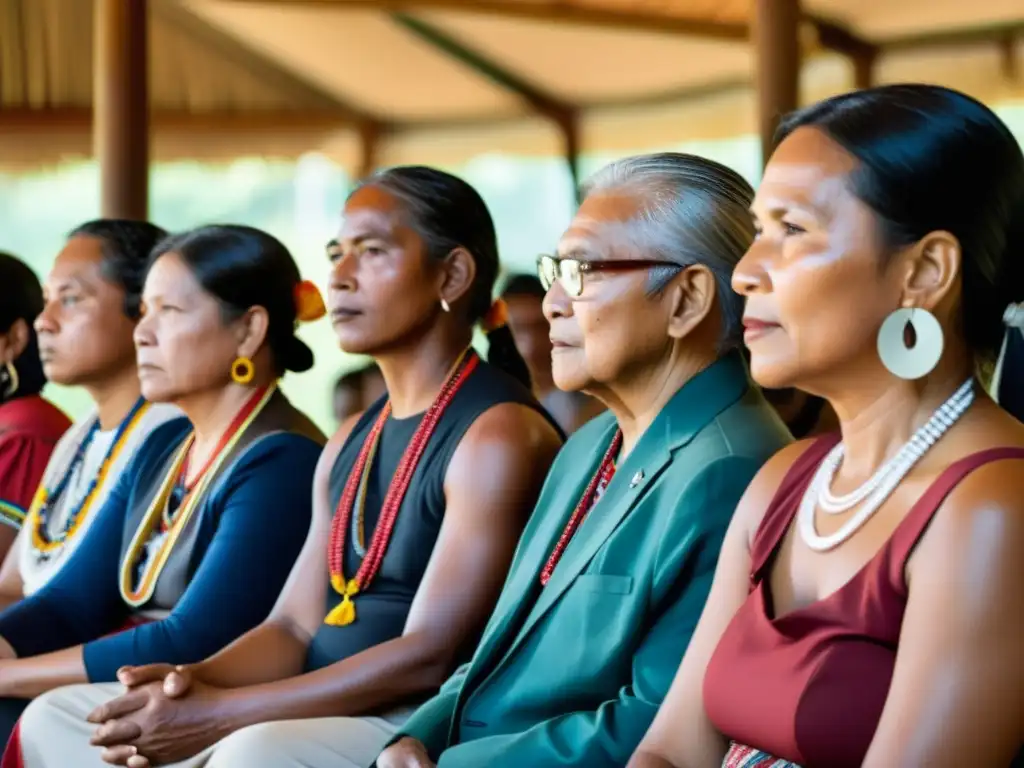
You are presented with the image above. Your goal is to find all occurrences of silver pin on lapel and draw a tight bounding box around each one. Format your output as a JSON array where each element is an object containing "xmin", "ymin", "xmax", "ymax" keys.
[{"xmin": 629, "ymin": 470, "xmax": 644, "ymax": 488}]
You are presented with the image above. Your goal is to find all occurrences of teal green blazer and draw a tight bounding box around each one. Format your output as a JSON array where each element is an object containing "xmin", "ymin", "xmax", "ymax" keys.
[{"xmin": 395, "ymin": 351, "xmax": 791, "ymax": 767}]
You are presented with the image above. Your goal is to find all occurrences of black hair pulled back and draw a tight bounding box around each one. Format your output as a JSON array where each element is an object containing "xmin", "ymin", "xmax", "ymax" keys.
[
  {"xmin": 778, "ymin": 84, "xmax": 1024, "ymax": 420},
  {"xmin": 0, "ymin": 252, "xmax": 46, "ymax": 400},
  {"xmin": 151, "ymin": 225, "xmax": 315, "ymax": 375},
  {"xmin": 356, "ymin": 166, "xmax": 531, "ymax": 389}
]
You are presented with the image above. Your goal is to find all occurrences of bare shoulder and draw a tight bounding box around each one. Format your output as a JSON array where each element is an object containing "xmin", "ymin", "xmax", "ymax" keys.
[
  {"xmin": 925, "ymin": 451, "xmax": 1024, "ymax": 553},
  {"xmin": 447, "ymin": 402, "xmax": 563, "ymax": 484},
  {"xmin": 735, "ymin": 437, "xmax": 823, "ymax": 547},
  {"xmin": 458, "ymin": 402, "xmax": 562, "ymax": 456}
]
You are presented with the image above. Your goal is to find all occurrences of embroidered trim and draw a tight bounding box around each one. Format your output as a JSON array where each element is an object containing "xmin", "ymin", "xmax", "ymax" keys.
[
  {"xmin": 118, "ymin": 384, "xmax": 276, "ymax": 607},
  {"xmin": 28, "ymin": 399, "xmax": 150, "ymax": 557},
  {"xmin": 0, "ymin": 500, "xmax": 25, "ymax": 530}
]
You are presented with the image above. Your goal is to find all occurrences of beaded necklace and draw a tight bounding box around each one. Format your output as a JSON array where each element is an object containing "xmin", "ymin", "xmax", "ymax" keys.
[
  {"xmin": 119, "ymin": 384, "xmax": 275, "ymax": 607},
  {"xmin": 325, "ymin": 348, "xmax": 478, "ymax": 626},
  {"xmin": 28, "ymin": 398, "xmax": 150, "ymax": 562},
  {"xmin": 539, "ymin": 430, "xmax": 622, "ymax": 586}
]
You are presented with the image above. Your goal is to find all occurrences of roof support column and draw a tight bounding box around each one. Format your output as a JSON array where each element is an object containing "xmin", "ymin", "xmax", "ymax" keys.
[
  {"xmin": 557, "ymin": 110, "xmax": 581, "ymax": 204},
  {"xmin": 356, "ymin": 121, "xmax": 381, "ymax": 181},
  {"xmin": 754, "ymin": 0, "xmax": 800, "ymax": 167},
  {"xmin": 94, "ymin": 0, "xmax": 149, "ymax": 220}
]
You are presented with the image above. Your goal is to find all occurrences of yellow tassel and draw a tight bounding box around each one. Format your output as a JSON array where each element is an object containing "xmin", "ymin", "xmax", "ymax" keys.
[{"xmin": 324, "ymin": 576, "xmax": 359, "ymax": 626}]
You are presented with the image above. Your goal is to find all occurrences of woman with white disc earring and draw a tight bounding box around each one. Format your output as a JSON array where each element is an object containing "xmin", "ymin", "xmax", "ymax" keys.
[{"xmin": 629, "ymin": 84, "xmax": 1024, "ymax": 768}]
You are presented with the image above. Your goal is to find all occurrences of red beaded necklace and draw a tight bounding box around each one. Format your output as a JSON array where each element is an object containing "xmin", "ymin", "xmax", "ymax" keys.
[
  {"xmin": 160, "ymin": 385, "xmax": 271, "ymax": 533},
  {"xmin": 540, "ymin": 430, "xmax": 622, "ymax": 586},
  {"xmin": 325, "ymin": 349, "xmax": 479, "ymax": 626}
]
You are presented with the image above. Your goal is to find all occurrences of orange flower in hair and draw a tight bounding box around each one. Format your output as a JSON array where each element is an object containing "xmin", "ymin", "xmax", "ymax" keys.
[
  {"xmin": 482, "ymin": 298, "xmax": 508, "ymax": 332},
  {"xmin": 294, "ymin": 280, "xmax": 326, "ymax": 323}
]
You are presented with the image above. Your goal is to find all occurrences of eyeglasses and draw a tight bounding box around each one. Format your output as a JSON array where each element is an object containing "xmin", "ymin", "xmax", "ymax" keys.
[{"xmin": 537, "ymin": 253, "xmax": 680, "ymax": 298}]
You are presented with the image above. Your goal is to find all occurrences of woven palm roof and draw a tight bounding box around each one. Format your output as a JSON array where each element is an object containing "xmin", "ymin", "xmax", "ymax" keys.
[{"xmin": 1, "ymin": 0, "xmax": 1022, "ymax": 171}]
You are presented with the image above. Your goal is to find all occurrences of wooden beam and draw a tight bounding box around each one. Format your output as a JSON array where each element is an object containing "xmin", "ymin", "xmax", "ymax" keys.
[
  {"xmin": 153, "ymin": 0, "xmax": 383, "ymax": 134},
  {"xmin": 0, "ymin": 107, "xmax": 352, "ymax": 132},
  {"xmin": 883, "ymin": 21, "xmax": 1024, "ymax": 51},
  {"xmin": 392, "ymin": 12, "xmax": 580, "ymax": 201},
  {"xmin": 220, "ymin": 0, "xmax": 749, "ymax": 40},
  {"xmin": 392, "ymin": 13, "xmax": 570, "ymax": 117},
  {"xmin": 809, "ymin": 15, "xmax": 876, "ymax": 59}
]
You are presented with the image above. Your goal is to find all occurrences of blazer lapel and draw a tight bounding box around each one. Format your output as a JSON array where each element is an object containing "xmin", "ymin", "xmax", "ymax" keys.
[
  {"xmin": 509, "ymin": 437, "xmax": 671, "ymax": 652},
  {"xmin": 471, "ymin": 351, "xmax": 751, "ymax": 681}
]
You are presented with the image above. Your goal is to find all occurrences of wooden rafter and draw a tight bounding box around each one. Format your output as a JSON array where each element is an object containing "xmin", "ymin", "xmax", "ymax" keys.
[
  {"xmin": 154, "ymin": 0, "xmax": 384, "ymax": 130},
  {"xmin": 883, "ymin": 20, "xmax": 1024, "ymax": 51},
  {"xmin": 217, "ymin": 0, "xmax": 749, "ymax": 40},
  {"xmin": 392, "ymin": 12, "xmax": 581, "ymax": 192}
]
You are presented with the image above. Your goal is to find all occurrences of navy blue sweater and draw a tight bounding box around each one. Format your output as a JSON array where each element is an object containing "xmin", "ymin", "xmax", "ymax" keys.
[{"xmin": 0, "ymin": 418, "xmax": 320, "ymax": 681}]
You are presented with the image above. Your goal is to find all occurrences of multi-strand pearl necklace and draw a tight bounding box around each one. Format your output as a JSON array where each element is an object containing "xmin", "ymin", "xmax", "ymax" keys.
[{"xmin": 799, "ymin": 378, "xmax": 975, "ymax": 552}]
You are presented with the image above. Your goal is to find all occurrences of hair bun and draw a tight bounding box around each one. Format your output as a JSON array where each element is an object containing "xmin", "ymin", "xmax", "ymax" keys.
[{"xmin": 280, "ymin": 335, "xmax": 315, "ymax": 373}]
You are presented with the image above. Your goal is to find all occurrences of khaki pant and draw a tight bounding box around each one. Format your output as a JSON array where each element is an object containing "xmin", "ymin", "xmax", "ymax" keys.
[{"xmin": 19, "ymin": 683, "xmax": 410, "ymax": 767}]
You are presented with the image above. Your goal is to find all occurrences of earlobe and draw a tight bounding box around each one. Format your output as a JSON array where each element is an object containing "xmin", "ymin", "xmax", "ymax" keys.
[{"xmin": 666, "ymin": 266, "xmax": 716, "ymax": 340}]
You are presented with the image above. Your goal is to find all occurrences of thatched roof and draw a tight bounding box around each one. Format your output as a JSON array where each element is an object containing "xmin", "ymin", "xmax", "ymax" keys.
[{"xmin": 1, "ymin": 0, "xmax": 1022, "ymax": 170}]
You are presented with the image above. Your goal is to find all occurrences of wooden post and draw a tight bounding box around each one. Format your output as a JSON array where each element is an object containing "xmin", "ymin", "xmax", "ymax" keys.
[
  {"xmin": 356, "ymin": 121, "xmax": 380, "ymax": 181},
  {"xmin": 854, "ymin": 49, "xmax": 876, "ymax": 90},
  {"xmin": 94, "ymin": 0, "xmax": 149, "ymax": 219},
  {"xmin": 753, "ymin": 0, "xmax": 800, "ymax": 167},
  {"xmin": 558, "ymin": 110, "xmax": 581, "ymax": 204}
]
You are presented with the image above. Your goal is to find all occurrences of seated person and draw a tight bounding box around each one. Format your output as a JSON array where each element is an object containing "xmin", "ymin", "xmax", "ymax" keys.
[
  {"xmin": 630, "ymin": 85, "xmax": 1024, "ymax": 768},
  {"xmin": 0, "ymin": 224, "xmax": 326, "ymax": 756},
  {"xmin": 376, "ymin": 152, "xmax": 791, "ymax": 768},
  {"xmin": 332, "ymin": 363, "xmax": 384, "ymax": 423},
  {"xmin": 501, "ymin": 274, "xmax": 604, "ymax": 434},
  {"xmin": 0, "ymin": 252, "xmax": 72, "ymax": 557},
  {"xmin": 0, "ymin": 221, "xmax": 178, "ymax": 614},
  {"xmin": 25, "ymin": 167, "xmax": 563, "ymax": 768}
]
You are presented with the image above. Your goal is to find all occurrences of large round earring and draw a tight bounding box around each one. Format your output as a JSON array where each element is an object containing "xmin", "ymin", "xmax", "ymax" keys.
[
  {"xmin": 231, "ymin": 357, "xmax": 255, "ymax": 385},
  {"xmin": 1, "ymin": 362, "xmax": 17, "ymax": 398},
  {"xmin": 877, "ymin": 307, "xmax": 944, "ymax": 380}
]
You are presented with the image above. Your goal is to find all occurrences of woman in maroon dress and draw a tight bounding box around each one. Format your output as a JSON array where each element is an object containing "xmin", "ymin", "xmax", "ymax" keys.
[
  {"xmin": 630, "ymin": 85, "xmax": 1024, "ymax": 768},
  {"xmin": 0, "ymin": 254, "xmax": 71, "ymax": 561}
]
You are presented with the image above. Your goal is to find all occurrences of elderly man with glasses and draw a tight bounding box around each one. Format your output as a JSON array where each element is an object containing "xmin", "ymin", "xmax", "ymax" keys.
[{"xmin": 376, "ymin": 152, "xmax": 792, "ymax": 768}]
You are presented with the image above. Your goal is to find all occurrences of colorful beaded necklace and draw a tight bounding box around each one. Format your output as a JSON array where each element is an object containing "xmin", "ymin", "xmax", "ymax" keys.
[
  {"xmin": 119, "ymin": 383, "xmax": 275, "ymax": 607},
  {"xmin": 325, "ymin": 348, "xmax": 478, "ymax": 626},
  {"xmin": 539, "ymin": 430, "xmax": 622, "ymax": 586},
  {"xmin": 28, "ymin": 397, "xmax": 150, "ymax": 561}
]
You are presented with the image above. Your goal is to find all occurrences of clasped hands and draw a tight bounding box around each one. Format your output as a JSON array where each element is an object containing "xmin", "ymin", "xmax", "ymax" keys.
[{"xmin": 86, "ymin": 664, "xmax": 229, "ymax": 767}]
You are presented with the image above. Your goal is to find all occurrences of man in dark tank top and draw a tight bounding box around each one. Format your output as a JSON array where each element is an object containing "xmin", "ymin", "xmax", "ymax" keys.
[
  {"xmin": 377, "ymin": 153, "xmax": 791, "ymax": 768},
  {"xmin": 26, "ymin": 169, "xmax": 564, "ymax": 768}
]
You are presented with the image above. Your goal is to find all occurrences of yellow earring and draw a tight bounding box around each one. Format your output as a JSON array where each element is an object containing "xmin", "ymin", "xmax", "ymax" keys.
[
  {"xmin": 1, "ymin": 362, "xmax": 18, "ymax": 399},
  {"xmin": 231, "ymin": 357, "xmax": 255, "ymax": 385}
]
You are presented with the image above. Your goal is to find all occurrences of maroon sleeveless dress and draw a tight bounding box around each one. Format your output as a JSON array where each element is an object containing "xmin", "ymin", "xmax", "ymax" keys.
[{"xmin": 703, "ymin": 436, "xmax": 1024, "ymax": 768}]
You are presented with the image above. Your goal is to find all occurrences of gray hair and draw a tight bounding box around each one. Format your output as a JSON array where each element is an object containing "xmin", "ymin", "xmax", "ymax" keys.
[{"xmin": 581, "ymin": 152, "xmax": 755, "ymax": 350}]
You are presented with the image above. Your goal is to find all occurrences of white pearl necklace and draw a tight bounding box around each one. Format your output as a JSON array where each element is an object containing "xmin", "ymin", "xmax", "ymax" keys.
[{"xmin": 799, "ymin": 378, "xmax": 975, "ymax": 552}]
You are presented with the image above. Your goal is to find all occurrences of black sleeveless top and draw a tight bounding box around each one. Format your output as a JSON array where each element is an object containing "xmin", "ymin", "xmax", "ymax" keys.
[{"xmin": 304, "ymin": 359, "xmax": 558, "ymax": 672}]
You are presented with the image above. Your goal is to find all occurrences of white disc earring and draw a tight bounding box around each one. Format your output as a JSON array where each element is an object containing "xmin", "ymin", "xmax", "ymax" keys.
[
  {"xmin": 440, "ymin": 299, "xmax": 450, "ymax": 313},
  {"xmin": 877, "ymin": 307, "xmax": 944, "ymax": 380}
]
